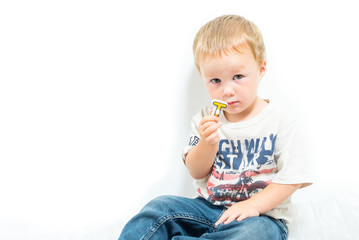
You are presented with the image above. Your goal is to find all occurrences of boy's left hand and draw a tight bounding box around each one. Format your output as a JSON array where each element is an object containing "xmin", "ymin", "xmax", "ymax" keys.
[{"xmin": 215, "ymin": 200, "xmax": 260, "ymax": 227}]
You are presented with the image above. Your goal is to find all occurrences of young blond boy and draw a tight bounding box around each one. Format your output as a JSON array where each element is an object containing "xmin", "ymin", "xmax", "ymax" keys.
[{"xmin": 119, "ymin": 15, "xmax": 312, "ymax": 240}]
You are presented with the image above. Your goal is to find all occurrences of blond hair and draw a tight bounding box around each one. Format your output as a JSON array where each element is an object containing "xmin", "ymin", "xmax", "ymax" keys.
[{"xmin": 193, "ymin": 15, "xmax": 266, "ymax": 71}]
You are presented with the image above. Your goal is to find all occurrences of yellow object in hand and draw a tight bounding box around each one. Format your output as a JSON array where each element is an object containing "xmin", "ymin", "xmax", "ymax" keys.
[{"xmin": 212, "ymin": 99, "xmax": 228, "ymax": 117}]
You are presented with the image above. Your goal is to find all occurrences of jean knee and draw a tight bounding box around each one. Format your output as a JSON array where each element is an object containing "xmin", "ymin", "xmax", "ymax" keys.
[
  {"xmin": 143, "ymin": 195, "xmax": 182, "ymax": 213},
  {"xmin": 238, "ymin": 216, "xmax": 283, "ymax": 239}
]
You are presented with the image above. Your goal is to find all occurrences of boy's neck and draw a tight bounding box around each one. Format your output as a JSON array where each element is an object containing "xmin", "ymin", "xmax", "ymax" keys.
[{"xmin": 224, "ymin": 97, "xmax": 268, "ymax": 123}]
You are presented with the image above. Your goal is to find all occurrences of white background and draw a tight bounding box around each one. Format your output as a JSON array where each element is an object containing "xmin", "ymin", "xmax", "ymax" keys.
[{"xmin": 1, "ymin": 0, "xmax": 358, "ymax": 239}]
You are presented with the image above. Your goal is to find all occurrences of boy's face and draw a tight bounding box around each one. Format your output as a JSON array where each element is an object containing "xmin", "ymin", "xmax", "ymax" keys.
[{"xmin": 199, "ymin": 47, "xmax": 266, "ymax": 122}]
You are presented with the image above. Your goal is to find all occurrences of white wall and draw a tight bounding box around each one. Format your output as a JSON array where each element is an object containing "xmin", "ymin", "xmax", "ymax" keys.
[{"xmin": 1, "ymin": 0, "xmax": 358, "ymax": 239}]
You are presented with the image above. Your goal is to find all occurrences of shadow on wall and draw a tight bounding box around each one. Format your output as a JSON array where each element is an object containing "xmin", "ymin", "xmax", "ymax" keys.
[
  {"xmin": 177, "ymin": 67, "xmax": 211, "ymax": 198},
  {"xmin": 135, "ymin": 67, "xmax": 210, "ymax": 203}
]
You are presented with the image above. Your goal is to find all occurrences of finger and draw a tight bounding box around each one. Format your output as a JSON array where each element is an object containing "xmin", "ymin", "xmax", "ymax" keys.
[
  {"xmin": 200, "ymin": 121, "xmax": 218, "ymax": 133},
  {"xmin": 206, "ymin": 131, "xmax": 220, "ymax": 140},
  {"xmin": 215, "ymin": 213, "xmax": 228, "ymax": 227},
  {"xmin": 200, "ymin": 123, "xmax": 221, "ymax": 139},
  {"xmin": 224, "ymin": 214, "xmax": 238, "ymax": 225},
  {"xmin": 202, "ymin": 129, "xmax": 222, "ymax": 145},
  {"xmin": 202, "ymin": 122, "xmax": 222, "ymax": 136},
  {"xmin": 200, "ymin": 116, "xmax": 219, "ymax": 126},
  {"xmin": 216, "ymin": 210, "xmax": 241, "ymax": 227},
  {"xmin": 206, "ymin": 134, "xmax": 220, "ymax": 145},
  {"xmin": 215, "ymin": 208, "xmax": 236, "ymax": 226},
  {"xmin": 236, "ymin": 213, "xmax": 248, "ymax": 222}
]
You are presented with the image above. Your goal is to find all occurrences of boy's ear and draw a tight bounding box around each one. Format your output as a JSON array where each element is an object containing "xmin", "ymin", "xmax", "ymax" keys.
[{"xmin": 258, "ymin": 60, "xmax": 266, "ymax": 80}]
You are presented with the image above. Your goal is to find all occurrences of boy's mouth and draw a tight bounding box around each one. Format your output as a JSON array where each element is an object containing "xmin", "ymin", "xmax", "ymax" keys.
[{"xmin": 227, "ymin": 101, "xmax": 239, "ymax": 106}]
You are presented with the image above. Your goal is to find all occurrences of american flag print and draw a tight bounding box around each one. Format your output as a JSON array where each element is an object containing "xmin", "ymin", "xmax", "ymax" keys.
[{"xmin": 198, "ymin": 134, "xmax": 277, "ymax": 206}]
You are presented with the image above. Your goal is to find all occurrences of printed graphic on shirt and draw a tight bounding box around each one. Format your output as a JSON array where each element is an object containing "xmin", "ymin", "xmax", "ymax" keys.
[
  {"xmin": 201, "ymin": 134, "xmax": 277, "ymax": 206},
  {"xmin": 188, "ymin": 136, "xmax": 200, "ymax": 147}
]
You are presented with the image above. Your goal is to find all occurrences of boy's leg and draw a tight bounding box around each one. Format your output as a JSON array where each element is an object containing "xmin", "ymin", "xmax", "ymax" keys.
[
  {"xmin": 118, "ymin": 195, "xmax": 224, "ymax": 240},
  {"xmin": 206, "ymin": 215, "xmax": 288, "ymax": 240},
  {"xmin": 172, "ymin": 215, "xmax": 288, "ymax": 240}
]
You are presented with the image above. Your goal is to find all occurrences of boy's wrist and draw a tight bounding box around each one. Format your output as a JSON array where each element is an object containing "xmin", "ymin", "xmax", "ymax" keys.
[
  {"xmin": 246, "ymin": 198, "xmax": 262, "ymax": 214},
  {"xmin": 185, "ymin": 138, "xmax": 219, "ymax": 180},
  {"xmin": 198, "ymin": 138, "xmax": 219, "ymax": 153}
]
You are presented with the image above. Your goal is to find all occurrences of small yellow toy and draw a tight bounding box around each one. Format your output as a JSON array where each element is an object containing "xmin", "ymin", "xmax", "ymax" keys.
[{"xmin": 212, "ymin": 99, "xmax": 228, "ymax": 117}]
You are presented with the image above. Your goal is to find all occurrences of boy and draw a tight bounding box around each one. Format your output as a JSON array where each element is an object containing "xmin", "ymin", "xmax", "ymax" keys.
[{"xmin": 119, "ymin": 14, "xmax": 312, "ymax": 240}]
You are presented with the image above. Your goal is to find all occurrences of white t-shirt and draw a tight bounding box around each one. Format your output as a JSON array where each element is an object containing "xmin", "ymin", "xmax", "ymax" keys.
[{"xmin": 182, "ymin": 102, "xmax": 313, "ymax": 223}]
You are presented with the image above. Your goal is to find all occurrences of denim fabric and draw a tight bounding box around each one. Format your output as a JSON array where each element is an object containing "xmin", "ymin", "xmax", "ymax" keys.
[{"xmin": 119, "ymin": 195, "xmax": 288, "ymax": 240}]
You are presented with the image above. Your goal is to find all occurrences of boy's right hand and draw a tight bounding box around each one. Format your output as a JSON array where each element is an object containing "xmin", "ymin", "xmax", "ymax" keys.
[
  {"xmin": 185, "ymin": 112, "xmax": 222, "ymax": 179},
  {"xmin": 198, "ymin": 114, "xmax": 222, "ymax": 146}
]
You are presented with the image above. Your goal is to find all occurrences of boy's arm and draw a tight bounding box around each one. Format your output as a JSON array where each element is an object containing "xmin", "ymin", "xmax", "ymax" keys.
[
  {"xmin": 215, "ymin": 182, "xmax": 301, "ymax": 226},
  {"xmin": 185, "ymin": 115, "xmax": 222, "ymax": 180}
]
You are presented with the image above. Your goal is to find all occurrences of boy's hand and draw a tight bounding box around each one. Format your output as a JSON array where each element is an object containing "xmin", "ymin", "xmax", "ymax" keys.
[
  {"xmin": 215, "ymin": 200, "xmax": 260, "ymax": 227},
  {"xmin": 198, "ymin": 114, "xmax": 222, "ymax": 146}
]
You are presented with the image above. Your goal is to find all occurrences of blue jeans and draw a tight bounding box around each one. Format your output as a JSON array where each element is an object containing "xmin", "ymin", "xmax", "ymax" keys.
[{"xmin": 119, "ymin": 195, "xmax": 288, "ymax": 240}]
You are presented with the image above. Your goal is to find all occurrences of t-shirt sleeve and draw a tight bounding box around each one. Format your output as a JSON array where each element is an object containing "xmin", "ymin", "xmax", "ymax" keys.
[
  {"xmin": 271, "ymin": 119, "xmax": 313, "ymax": 188},
  {"xmin": 181, "ymin": 109, "xmax": 204, "ymax": 164}
]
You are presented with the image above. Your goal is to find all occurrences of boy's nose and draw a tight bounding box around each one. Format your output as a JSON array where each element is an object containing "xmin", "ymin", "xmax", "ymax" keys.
[{"xmin": 223, "ymin": 84, "xmax": 235, "ymax": 97}]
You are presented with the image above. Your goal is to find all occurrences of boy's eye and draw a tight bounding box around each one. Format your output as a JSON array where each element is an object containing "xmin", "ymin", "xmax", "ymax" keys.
[
  {"xmin": 210, "ymin": 78, "xmax": 221, "ymax": 84},
  {"xmin": 233, "ymin": 74, "xmax": 244, "ymax": 80}
]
